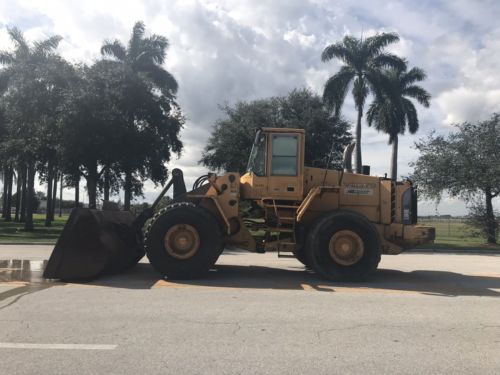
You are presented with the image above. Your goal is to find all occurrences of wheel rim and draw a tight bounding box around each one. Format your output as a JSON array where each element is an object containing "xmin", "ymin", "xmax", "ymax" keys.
[
  {"xmin": 164, "ymin": 224, "xmax": 200, "ymax": 260},
  {"xmin": 328, "ymin": 230, "xmax": 364, "ymax": 266}
]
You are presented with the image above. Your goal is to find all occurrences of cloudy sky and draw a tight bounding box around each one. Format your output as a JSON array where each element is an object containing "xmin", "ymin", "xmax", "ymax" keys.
[{"xmin": 1, "ymin": 0, "xmax": 499, "ymax": 215}]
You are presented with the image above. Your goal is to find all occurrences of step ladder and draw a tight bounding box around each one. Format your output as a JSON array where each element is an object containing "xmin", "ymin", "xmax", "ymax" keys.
[{"xmin": 262, "ymin": 199, "xmax": 299, "ymax": 258}]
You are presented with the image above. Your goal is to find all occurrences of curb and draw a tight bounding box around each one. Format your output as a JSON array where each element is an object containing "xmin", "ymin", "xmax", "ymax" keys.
[
  {"xmin": 0, "ymin": 242, "xmax": 55, "ymax": 246},
  {"xmin": 408, "ymin": 248, "xmax": 500, "ymax": 255}
]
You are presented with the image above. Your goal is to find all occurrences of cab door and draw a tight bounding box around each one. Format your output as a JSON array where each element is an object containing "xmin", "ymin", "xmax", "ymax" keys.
[{"xmin": 266, "ymin": 132, "xmax": 304, "ymax": 200}]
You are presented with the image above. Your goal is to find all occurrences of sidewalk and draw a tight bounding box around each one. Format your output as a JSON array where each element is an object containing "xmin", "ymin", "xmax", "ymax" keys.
[
  {"xmin": 0, "ymin": 244, "xmax": 54, "ymax": 260},
  {"xmin": 1, "ymin": 244, "xmax": 499, "ymax": 261}
]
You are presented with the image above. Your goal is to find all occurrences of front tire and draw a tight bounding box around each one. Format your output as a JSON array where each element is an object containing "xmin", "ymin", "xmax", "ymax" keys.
[
  {"xmin": 144, "ymin": 202, "xmax": 223, "ymax": 279},
  {"xmin": 306, "ymin": 210, "xmax": 381, "ymax": 281},
  {"xmin": 293, "ymin": 246, "xmax": 310, "ymax": 268}
]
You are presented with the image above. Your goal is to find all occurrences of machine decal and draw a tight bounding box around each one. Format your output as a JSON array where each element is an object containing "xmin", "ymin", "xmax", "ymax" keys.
[{"xmin": 343, "ymin": 183, "xmax": 376, "ymax": 196}]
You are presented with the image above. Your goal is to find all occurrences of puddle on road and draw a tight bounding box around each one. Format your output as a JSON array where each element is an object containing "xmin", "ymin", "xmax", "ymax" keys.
[
  {"xmin": 0, "ymin": 260, "xmax": 52, "ymax": 283},
  {"xmin": 0, "ymin": 260, "xmax": 56, "ymax": 306}
]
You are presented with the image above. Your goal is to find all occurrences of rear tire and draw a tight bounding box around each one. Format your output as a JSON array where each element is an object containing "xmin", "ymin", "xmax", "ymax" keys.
[
  {"xmin": 306, "ymin": 210, "xmax": 381, "ymax": 281},
  {"xmin": 144, "ymin": 202, "xmax": 223, "ymax": 279}
]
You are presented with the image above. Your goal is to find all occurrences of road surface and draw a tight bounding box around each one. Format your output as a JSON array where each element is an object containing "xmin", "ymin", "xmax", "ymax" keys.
[{"xmin": 0, "ymin": 245, "xmax": 499, "ymax": 374}]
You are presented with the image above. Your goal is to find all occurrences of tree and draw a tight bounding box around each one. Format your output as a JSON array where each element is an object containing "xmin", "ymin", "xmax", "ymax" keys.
[
  {"xmin": 366, "ymin": 67, "xmax": 430, "ymax": 180},
  {"xmin": 110, "ymin": 67, "xmax": 183, "ymax": 209},
  {"xmin": 61, "ymin": 60, "xmax": 183, "ymax": 209},
  {"xmin": 60, "ymin": 62, "xmax": 129, "ymax": 209},
  {"xmin": 0, "ymin": 27, "xmax": 63, "ymax": 230},
  {"xmin": 321, "ymin": 32, "xmax": 406, "ymax": 173},
  {"xmin": 411, "ymin": 115, "xmax": 500, "ymax": 244},
  {"xmin": 201, "ymin": 88, "xmax": 352, "ymax": 173},
  {"xmin": 33, "ymin": 57, "xmax": 75, "ymax": 226},
  {"xmin": 100, "ymin": 21, "xmax": 181, "ymax": 210}
]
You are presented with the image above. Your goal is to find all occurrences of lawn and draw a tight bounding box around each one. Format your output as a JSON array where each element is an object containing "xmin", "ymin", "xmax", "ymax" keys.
[
  {"xmin": 0, "ymin": 214, "xmax": 68, "ymax": 244},
  {"xmin": 417, "ymin": 218, "xmax": 500, "ymax": 251}
]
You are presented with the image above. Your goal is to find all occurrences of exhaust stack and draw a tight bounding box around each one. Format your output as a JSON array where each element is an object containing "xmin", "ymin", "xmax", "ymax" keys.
[{"xmin": 343, "ymin": 141, "xmax": 356, "ymax": 173}]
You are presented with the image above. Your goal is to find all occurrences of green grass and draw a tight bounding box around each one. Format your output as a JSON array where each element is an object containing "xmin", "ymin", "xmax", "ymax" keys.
[
  {"xmin": 417, "ymin": 219, "xmax": 500, "ymax": 251},
  {"xmin": 0, "ymin": 214, "xmax": 68, "ymax": 244}
]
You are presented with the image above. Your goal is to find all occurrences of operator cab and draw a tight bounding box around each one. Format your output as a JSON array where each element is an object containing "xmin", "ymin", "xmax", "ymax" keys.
[{"xmin": 241, "ymin": 127, "xmax": 305, "ymax": 200}]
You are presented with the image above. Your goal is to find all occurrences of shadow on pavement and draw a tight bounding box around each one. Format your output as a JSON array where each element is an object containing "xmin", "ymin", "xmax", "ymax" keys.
[
  {"xmin": 90, "ymin": 262, "xmax": 500, "ymax": 297},
  {"xmin": 2, "ymin": 258, "xmax": 500, "ymax": 298}
]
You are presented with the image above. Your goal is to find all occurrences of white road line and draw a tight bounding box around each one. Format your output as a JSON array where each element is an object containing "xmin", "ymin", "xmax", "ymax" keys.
[{"xmin": 0, "ymin": 343, "xmax": 117, "ymax": 350}]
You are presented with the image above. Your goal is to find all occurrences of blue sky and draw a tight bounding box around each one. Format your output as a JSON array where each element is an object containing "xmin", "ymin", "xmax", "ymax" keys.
[{"xmin": 1, "ymin": 0, "xmax": 499, "ymax": 215}]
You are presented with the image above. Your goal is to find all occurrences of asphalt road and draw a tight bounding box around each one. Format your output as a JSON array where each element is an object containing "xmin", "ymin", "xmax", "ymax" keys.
[{"xmin": 0, "ymin": 245, "xmax": 499, "ymax": 375}]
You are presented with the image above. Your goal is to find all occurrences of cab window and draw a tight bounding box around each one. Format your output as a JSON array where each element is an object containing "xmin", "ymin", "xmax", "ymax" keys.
[
  {"xmin": 271, "ymin": 135, "xmax": 298, "ymax": 176},
  {"xmin": 246, "ymin": 131, "xmax": 267, "ymax": 176}
]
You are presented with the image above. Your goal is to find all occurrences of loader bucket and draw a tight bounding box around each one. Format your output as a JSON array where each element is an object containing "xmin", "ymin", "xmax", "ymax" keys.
[{"xmin": 43, "ymin": 208, "xmax": 145, "ymax": 281}]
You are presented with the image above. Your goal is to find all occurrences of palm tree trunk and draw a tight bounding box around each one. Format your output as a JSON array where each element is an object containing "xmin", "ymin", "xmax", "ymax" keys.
[
  {"xmin": 485, "ymin": 187, "xmax": 497, "ymax": 244},
  {"xmin": 2, "ymin": 166, "xmax": 8, "ymax": 218},
  {"xmin": 45, "ymin": 161, "xmax": 54, "ymax": 226},
  {"xmin": 87, "ymin": 177, "xmax": 97, "ymax": 209},
  {"xmin": 103, "ymin": 166, "xmax": 110, "ymax": 202},
  {"xmin": 124, "ymin": 170, "xmax": 132, "ymax": 211},
  {"xmin": 15, "ymin": 168, "xmax": 21, "ymax": 221},
  {"xmin": 20, "ymin": 165, "xmax": 27, "ymax": 222},
  {"xmin": 51, "ymin": 170, "xmax": 57, "ymax": 221},
  {"xmin": 24, "ymin": 162, "xmax": 36, "ymax": 231},
  {"xmin": 390, "ymin": 135, "xmax": 399, "ymax": 181},
  {"xmin": 5, "ymin": 166, "xmax": 13, "ymax": 222},
  {"xmin": 59, "ymin": 173, "xmax": 63, "ymax": 217},
  {"xmin": 355, "ymin": 106, "xmax": 363, "ymax": 173},
  {"xmin": 74, "ymin": 175, "xmax": 80, "ymax": 208},
  {"xmin": 86, "ymin": 166, "xmax": 98, "ymax": 209}
]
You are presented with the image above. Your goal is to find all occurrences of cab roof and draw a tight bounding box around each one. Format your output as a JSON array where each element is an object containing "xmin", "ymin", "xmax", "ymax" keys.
[{"xmin": 260, "ymin": 127, "xmax": 306, "ymax": 134}]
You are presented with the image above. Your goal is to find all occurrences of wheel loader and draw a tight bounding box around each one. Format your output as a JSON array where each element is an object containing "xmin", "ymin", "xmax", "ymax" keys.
[{"xmin": 43, "ymin": 127, "xmax": 435, "ymax": 282}]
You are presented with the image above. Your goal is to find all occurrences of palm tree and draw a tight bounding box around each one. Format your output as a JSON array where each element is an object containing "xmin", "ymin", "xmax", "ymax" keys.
[
  {"xmin": 366, "ymin": 67, "xmax": 430, "ymax": 180},
  {"xmin": 0, "ymin": 27, "xmax": 62, "ymax": 230},
  {"xmin": 100, "ymin": 21, "xmax": 179, "ymax": 210},
  {"xmin": 101, "ymin": 21, "xmax": 178, "ymax": 97},
  {"xmin": 322, "ymin": 32, "xmax": 406, "ymax": 173}
]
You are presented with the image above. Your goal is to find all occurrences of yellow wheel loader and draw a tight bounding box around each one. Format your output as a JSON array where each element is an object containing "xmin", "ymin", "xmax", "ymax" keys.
[{"xmin": 43, "ymin": 127, "xmax": 435, "ymax": 282}]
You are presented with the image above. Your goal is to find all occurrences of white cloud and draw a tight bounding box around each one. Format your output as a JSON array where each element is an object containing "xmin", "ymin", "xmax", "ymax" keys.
[
  {"xmin": 437, "ymin": 87, "xmax": 500, "ymax": 125},
  {"xmin": 283, "ymin": 29, "xmax": 316, "ymax": 47}
]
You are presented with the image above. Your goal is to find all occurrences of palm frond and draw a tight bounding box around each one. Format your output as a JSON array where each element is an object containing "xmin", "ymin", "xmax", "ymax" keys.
[
  {"xmin": 402, "ymin": 98, "xmax": 419, "ymax": 133},
  {"xmin": 146, "ymin": 34, "xmax": 169, "ymax": 64},
  {"xmin": 366, "ymin": 89, "xmax": 406, "ymax": 144},
  {"xmin": 34, "ymin": 35, "xmax": 62, "ymax": 55},
  {"xmin": 403, "ymin": 85, "xmax": 431, "ymax": 107},
  {"xmin": 364, "ymin": 68, "xmax": 389, "ymax": 98},
  {"xmin": 0, "ymin": 70, "xmax": 10, "ymax": 93},
  {"xmin": 322, "ymin": 66, "xmax": 355, "ymax": 115},
  {"xmin": 136, "ymin": 35, "xmax": 168, "ymax": 65},
  {"xmin": 343, "ymin": 35, "xmax": 360, "ymax": 52},
  {"xmin": 140, "ymin": 62, "xmax": 178, "ymax": 93},
  {"xmin": 352, "ymin": 76, "xmax": 369, "ymax": 110},
  {"xmin": 400, "ymin": 67, "xmax": 427, "ymax": 86},
  {"xmin": 7, "ymin": 27, "xmax": 29, "ymax": 56},
  {"xmin": 128, "ymin": 21, "xmax": 146, "ymax": 59},
  {"xmin": 0, "ymin": 51, "xmax": 14, "ymax": 65},
  {"xmin": 366, "ymin": 100, "xmax": 379, "ymax": 127},
  {"xmin": 365, "ymin": 32, "xmax": 400, "ymax": 55},
  {"xmin": 371, "ymin": 53, "xmax": 407, "ymax": 71},
  {"xmin": 321, "ymin": 40, "xmax": 354, "ymax": 64},
  {"xmin": 371, "ymin": 100, "xmax": 390, "ymax": 130},
  {"xmin": 101, "ymin": 40, "xmax": 127, "ymax": 60}
]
